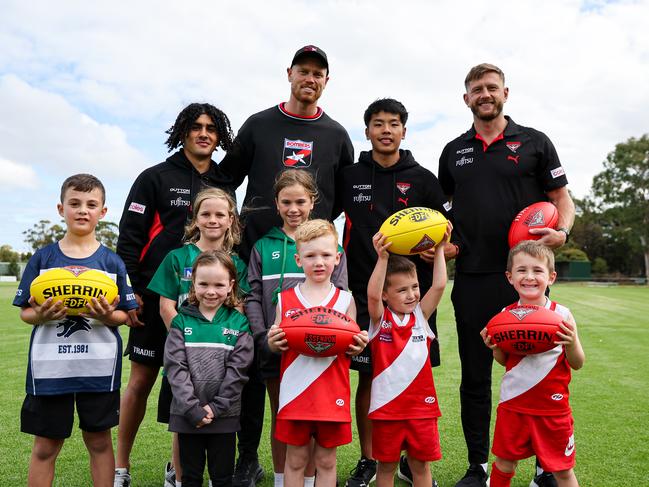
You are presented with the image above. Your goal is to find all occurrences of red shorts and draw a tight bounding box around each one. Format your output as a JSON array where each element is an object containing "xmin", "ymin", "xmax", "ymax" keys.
[
  {"xmin": 275, "ymin": 419, "xmax": 352, "ymax": 448},
  {"xmin": 492, "ymin": 407, "xmax": 575, "ymax": 472},
  {"xmin": 371, "ymin": 418, "xmax": 441, "ymax": 463}
]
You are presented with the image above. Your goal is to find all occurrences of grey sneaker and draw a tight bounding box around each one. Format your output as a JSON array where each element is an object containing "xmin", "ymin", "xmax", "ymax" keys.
[
  {"xmin": 114, "ymin": 468, "xmax": 131, "ymax": 487},
  {"xmin": 397, "ymin": 455, "xmax": 439, "ymax": 487},
  {"xmin": 164, "ymin": 462, "xmax": 176, "ymax": 487},
  {"xmin": 345, "ymin": 457, "xmax": 377, "ymax": 487}
]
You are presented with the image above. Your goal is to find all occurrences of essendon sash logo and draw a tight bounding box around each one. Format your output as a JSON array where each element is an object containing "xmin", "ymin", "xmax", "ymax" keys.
[
  {"xmin": 284, "ymin": 139, "xmax": 313, "ymax": 167},
  {"xmin": 396, "ymin": 182, "xmax": 411, "ymax": 195},
  {"xmin": 410, "ymin": 234, "xmax": 435, "ymax": 253},
  {"xmin": 63, "ymin": 265, "xmax": 91, "ymax": 277},
  {"xmin": 509, "ymin": 306, "xmax": 537, "ymax": 321},
  {"xmin": 304, "ymin": 333, "xmax": 336, "ymax": 354},
  {"xmin": 524, "ymin": 209, "xmax": 546, "ymax": 227}
]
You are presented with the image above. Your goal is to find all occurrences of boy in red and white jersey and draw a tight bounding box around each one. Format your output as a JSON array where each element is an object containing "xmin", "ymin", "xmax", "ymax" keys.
[
  {"xmin": 481, "ymin": 241, "xmax": 585, "ymax": 487},
  {"xmin": 268, "ymin": 219, "xmax": 368, "ymax": 487},
  {"xmin": 366, "ymin": 223, "xmax": 451, "ymax": 487}
]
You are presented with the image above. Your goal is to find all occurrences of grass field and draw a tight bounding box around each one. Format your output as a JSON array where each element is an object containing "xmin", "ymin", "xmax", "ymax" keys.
[{"xmin": 1, "ymin": 282, "xmax": 647, "ymax": 486}]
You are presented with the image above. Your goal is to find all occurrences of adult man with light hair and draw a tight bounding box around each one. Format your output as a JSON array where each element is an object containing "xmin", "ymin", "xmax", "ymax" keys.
[{"xmin": 438, "ymin": 63, "xmax": 575, "ymax": 487}]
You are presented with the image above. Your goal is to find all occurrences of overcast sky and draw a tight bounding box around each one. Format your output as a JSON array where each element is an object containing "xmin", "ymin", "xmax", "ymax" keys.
[{"xmin": 1, "ymin": 0, "xmax": 647, "ymax": 252}]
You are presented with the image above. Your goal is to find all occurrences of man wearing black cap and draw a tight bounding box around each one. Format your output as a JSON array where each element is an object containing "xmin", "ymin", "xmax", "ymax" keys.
[
  {"xmin": 220, "ymin": 44, "xmax": 354, "ymax": 262},
  {"xmin": 218, "ymin": 45, "xmax": 354, "ymax": 487}
]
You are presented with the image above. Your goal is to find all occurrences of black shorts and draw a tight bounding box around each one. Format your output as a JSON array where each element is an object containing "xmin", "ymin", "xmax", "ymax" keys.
[
  {"xmin": 125, "ymin": 293, "xmax": 166, "ymax": 367},
  {"xmin": 21, "ymin": 391, "xmax": 120, "ymax": 439},
  {"xmin": 349, "ymin": 286, "xmax": 440, "ymax": 374},
  {"xmin": 157, "ymin": 374, "xmax": 172, "ymax": 424}
]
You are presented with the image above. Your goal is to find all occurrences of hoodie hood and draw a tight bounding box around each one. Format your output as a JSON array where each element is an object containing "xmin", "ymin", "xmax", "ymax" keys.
[
  {"xmin": 264, "ymin": 226, "xmax": 295, "ymax": 242},
  {"xmin": 178, "ymin": 303, "xmax": 206, "ymax": 320},
  {"xmin": 358, "ymin": 149, "xmax": 419, "ymax": 173},
  {"xmin": 358, "ymin": 149, "xmax": 419, "ymax": 211}
]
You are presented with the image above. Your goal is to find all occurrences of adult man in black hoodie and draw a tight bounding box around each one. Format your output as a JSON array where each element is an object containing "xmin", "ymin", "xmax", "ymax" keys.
[
  {"xmin": 339, "ymin": 99, "xmax": 450, "ymax": 487},
  {"xmin": 114, "ymin": 103, "xmax": 234, "ymax": 487}
]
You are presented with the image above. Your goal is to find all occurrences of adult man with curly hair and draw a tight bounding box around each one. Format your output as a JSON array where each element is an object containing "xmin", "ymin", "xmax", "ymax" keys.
[{"xmin": 114, "ymin": 103, "xmax": 235, "ymax": 487}]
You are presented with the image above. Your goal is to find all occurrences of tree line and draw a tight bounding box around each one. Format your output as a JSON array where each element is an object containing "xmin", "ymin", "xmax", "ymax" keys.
[{"xmin": 561, "ymin": 134, "xmax": 648, "ymax": 280}]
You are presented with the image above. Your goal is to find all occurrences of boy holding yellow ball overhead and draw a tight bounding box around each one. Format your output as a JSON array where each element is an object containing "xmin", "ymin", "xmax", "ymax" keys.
[
  {"xmin": 13, "ymin": 174, "xmax": 137, "ymax": 486},
  {"xmin": 338, "ymin": 99, "xmax": 451, "ymax": 487}
]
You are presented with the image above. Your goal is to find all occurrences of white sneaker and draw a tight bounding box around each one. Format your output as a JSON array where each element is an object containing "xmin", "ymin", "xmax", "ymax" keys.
[
  {"xmin": 164, "ymin": 462, "xmax": 177, "ymax": 487},
  {"xmin": 114, "ymin": 468, "xmax": 131, "ymax": 487}
]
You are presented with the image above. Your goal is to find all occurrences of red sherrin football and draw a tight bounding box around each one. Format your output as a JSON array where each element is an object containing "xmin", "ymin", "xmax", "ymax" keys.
[
  {"xmin": 508, "ymin": 201, "xmax": 559, "ymax": 248},
  {"xmin": 486, "ymin": 305, "xmax": 563, "ymax": 355},
  {"xmin": 280, "ymin": 307, "xmax": 361, "ymax": 357}
]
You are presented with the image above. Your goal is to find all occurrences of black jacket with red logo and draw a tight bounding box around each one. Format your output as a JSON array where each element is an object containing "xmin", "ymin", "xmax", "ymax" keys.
[
  {"xmin": 117, "ymin": 150, "xmax": 232, "ymax": 294},
  {"xmin": 339, "ymin": 149, "xmax": 449, "ymax": 306},
  {"xmin": 218, "ymin": 104, "xmax": 354, "ymax": 262},
  {"xmin": 438, "ymin": 117, "xmax": 568, "ymax": 273}
]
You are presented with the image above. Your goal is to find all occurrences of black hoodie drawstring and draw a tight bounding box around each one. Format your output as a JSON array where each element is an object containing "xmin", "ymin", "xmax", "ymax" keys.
[{"xmin": 370, "ymin": 163, "xmax": 376, "ymax": 211}]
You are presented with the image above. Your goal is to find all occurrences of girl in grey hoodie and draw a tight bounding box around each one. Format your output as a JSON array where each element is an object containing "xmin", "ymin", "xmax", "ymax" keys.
[{"xmin": 165, "ymin": 250, "xmax": 253, "ymax": 487}]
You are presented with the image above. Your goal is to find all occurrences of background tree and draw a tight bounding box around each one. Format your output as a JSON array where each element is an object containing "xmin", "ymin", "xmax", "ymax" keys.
[
  {"xmin": 570, "ymin": 196, "xmax": 644, "ymax": 276},
  {"xmin": 8, "ymin": 256, "xmax": 21, "ymax": 278},
  {"xmin": 95, "ymin": 221, "xmax": 119, "ymax": 251},
  {"xmin": 0, "ymin": 244, "xmax": 20, "ymax": 262},
  {"xmin": 23, "ymin": 220, "xmax": 119, "ymax": 252},
  {"xmin": 23, "ymin": 220, "xmax": 65, "ymax": 251},
  {"xmin": 591, "ymin": 135, "xmax": 649, "ymax": 280}
]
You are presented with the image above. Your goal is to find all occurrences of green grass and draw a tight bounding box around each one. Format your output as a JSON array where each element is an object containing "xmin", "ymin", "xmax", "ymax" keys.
[{"xmin": 1, "ymin": 282, "xmax": 647, "ymax": 486}]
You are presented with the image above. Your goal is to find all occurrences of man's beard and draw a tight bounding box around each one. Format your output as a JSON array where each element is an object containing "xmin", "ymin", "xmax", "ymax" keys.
[{"xmin": 470, "ymin": 98, "xmax": 504, "ymax": 121}]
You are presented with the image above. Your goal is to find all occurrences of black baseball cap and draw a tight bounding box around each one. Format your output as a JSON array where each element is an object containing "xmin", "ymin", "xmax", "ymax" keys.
[{"xmin": 291, "ymin": 45, "xmax": 329, "ymax": 72}]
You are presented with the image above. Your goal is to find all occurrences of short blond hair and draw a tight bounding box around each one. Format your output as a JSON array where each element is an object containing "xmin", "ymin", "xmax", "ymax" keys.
[
  {"xmin": 507, "ymin": 240, "xmax": 555, "ymax": 273},
  {"xmin": 464, "ymin": 63, "xmax": 505, "ymax": 90},
  {"xmin": 294, "ymin": 219, "xmax": 338, "ymax": 250}
]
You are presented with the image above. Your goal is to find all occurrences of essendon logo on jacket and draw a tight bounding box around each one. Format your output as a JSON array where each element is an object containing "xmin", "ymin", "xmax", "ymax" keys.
[{"xmin": 284, "ymin": 139, "xmax": 313, "ymax": 167}]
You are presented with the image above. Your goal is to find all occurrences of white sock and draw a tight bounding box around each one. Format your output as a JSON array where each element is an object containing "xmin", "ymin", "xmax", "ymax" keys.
[
  {"xmin": 274, "ymin": 472, "xmax": 284, "ymax": 487},
  {"xmin": 177, "ymin": 483, "xmax": 182, "ymax": 487},
  {"xmin": 115, "ymin": 467, "xmax": 129, "ymax": 475},
  {"xmin": 304, "ymin": 475, "xmax": 315, "ymax": 487},
  {"xmin": 481, "ymin": 463, "xmax": 488, "ymax": 474},
  {"xmin": 536, "ymin": 465, "xmax": 545, "ymax": 475}
]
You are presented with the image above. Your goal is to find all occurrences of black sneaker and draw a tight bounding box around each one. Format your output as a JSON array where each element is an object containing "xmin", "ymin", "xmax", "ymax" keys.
[
  {"xmin": 232, "ymin": 456, "xmax": 264, "ymax": 487},
  {"xmin": 396, "ymin": 455, "xmax": 439, "ymax": 487},
  {"xmin": 454, "ymin": 464, "xmax": 487, "ymax": 487},
  {"xmin": 529, "ymin": 471, "xmax": 558, "ymax": 487},
  {"xmin": 345, "ymin": 457, "xmax": 377, "ymax": 487}
]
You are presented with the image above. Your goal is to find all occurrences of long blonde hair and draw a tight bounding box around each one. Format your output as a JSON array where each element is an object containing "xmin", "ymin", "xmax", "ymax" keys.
[{"xmin": 185, "ymin": 188, "xmax": 241, "ymax": 251}]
